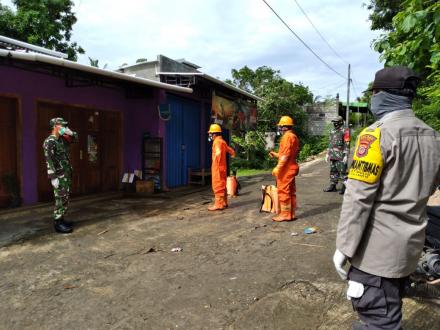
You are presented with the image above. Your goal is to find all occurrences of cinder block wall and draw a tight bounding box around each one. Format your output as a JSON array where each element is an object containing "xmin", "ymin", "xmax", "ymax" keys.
[{"xmin": 304, "ymin": 98, "xmax": 339, "ymax": 136}]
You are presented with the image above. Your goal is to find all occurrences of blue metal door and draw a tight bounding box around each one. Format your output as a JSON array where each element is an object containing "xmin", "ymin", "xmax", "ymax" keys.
[{"xmin": 166, "ymin": 96, "xmax": 201, "ymax": 188}]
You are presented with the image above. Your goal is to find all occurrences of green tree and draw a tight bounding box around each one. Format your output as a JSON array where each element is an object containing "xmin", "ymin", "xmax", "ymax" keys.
[
  {"xmin": 0, "ymin": 0, "xmax": 84, "ymax": 61},
  {"xmin": 372, "ymin": 0, "xmax": 440, "ymax": 131},
  {"xmin": 229, "ymin": 65, "xmax": 313, "ymax": 137},
  {"xmin": 88, "ymin": 57, "xmax": 99, "ymax": 67},
  {"xmin": 230, "ymin": 66, "xmax": 280, "ymax": 93},
  {"xmin": 228, "ymin": 66, "xmax": 317, "ymax": 168},
  {"xmin": 88, "ymin": 57, "xmax": 108, "ymax": 69},
  {"xmin": 364, "ymin": 0, "xmax": 403, "ymax": 31}
]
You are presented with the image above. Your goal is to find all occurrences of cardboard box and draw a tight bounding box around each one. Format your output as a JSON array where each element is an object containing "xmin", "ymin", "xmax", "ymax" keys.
[{"xmin": 135, "ymin": 180, "xmax": 154, "ymax": 194}]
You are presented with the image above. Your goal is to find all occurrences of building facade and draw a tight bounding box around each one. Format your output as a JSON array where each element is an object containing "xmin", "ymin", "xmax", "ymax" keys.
[{"xmin": 0, "ymin": 39, "xmax": 258, "ymax": 208}]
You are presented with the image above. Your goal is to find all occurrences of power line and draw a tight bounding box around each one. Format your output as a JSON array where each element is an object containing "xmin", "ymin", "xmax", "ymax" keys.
[
  {"xmin": 261, "ymin": 0, "xmax": 346, "ymax": 80},
  {"xmin": 292, "ymin": 0, "xmax": 372, "ymax": 100},
  {"xmin": 350, "ymin": 69, "xmax": 368, "ymax": 98},
  {"xmin": 312, "ymin": 80, "xmax": 346, "ymax": 94},
  {"xmin": 328, "ymin": 81, "xmax": 347, "ymax": 92},
  {"xmin": 351, "ymin": 79, "xmax": 361, "ymax": 99},
  {"xmin": 314, "ymin": 78, "xmax": 346, "ymax": 90},
  {"xmin": 293, "ymin": 0, "xmax": 348, "ymax": 66}
]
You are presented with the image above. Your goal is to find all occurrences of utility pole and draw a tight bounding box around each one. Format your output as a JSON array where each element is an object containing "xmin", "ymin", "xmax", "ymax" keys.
[
  {"xmin": 346, "ymin": 64, "xmax": 350, "ymax": 129},
  {"xmin": 345, "ymin": 64, "xmax": 351, "ymax": 160}
]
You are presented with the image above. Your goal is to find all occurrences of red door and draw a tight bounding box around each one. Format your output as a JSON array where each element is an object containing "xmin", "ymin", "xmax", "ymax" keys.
[{"xmin": 0, "ymin": 97, "xmax": 19, "ymax": 208}]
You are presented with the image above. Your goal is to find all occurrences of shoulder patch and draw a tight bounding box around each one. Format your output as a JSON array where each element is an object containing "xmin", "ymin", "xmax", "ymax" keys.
[{"xmin": 348, "ymin": 127, "xmax": 383, "ymax": 184}]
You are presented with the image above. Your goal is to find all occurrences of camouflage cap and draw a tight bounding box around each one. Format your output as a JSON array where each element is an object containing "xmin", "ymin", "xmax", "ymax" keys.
[{"xmin": 49, "ymin": 117, "xmax": 68, "ymax": 128}]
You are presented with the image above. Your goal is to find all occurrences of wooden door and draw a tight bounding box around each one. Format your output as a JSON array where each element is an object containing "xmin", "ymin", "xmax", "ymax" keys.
[
  {"xmin": 101, "ymin": 111, "xmax": 122, "ymax": 191},
  {"xmin": 64, "ymin": 107, "xmax": 82, "ymax": 196},
  {"xmin": 37, "ymin": 103, "xmax": 68, "ymax": 201},
  {"xmin": 37, "ymin": 102, "xmax": 121, "ymax": 200},
  {"xmin": 0, "ymin": 97, "xmax": 19, "ymax": 207},
  {"xmin": 37, "ymin": 102, "xmax": 73, "ymax": 201},
  {"xmin": 81, "ymin": 110, "xmax": 101, "ymax": 194}
]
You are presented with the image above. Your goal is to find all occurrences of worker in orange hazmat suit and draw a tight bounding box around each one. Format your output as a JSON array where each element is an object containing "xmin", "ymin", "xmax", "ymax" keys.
[
  {"xmin": 208, "ymin": 124, "xmax": 236, "ymax": 211},
  {"xmin": 269, "ymin": 116, "xmax": 300, "ymax": 221}
]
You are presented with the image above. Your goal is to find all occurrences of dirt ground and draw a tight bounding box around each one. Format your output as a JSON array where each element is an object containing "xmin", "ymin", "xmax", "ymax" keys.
[{"xmin": 0, "ymin": 159, "xmax": 439, "ymax": 330}]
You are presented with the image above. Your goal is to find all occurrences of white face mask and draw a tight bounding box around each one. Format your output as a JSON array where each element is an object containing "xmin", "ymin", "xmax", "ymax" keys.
[{"xmin": 208, "ymin": 134, "xmax": 213, "ymax": 142}]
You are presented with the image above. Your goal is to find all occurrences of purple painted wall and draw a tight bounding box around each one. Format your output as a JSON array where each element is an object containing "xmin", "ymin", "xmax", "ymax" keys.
[{"xmin": 0, "ymin": 65, "xmax": 161, "ymax": 205}]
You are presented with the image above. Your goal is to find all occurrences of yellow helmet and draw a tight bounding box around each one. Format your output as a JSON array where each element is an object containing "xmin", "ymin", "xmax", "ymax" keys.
[
  {"xmin": 208, "ymin": 123, "xmax": 222, "ymax": 133},
  {"xmin": 277, "ymin": 116, "xmax": 294, "ymax": 126}
]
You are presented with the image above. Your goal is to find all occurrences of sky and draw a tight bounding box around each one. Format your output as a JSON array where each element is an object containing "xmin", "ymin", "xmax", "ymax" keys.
[{"xmin": 3, "ymin": 0, "xmax": 384, "ymax": 100}]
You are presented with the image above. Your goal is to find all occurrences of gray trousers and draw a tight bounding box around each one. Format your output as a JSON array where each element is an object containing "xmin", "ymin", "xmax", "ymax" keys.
[{"xmin": 348, "ymin": 266, "xmax": 407, "ymax": 330}]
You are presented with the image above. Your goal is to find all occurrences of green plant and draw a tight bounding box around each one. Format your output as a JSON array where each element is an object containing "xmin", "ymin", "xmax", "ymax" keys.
[
  {"xmin": 297, "ymin": 134, "xmax": 329, "ymax": 162},
  {"xmin": 0, "ymin": 0, "xmax": 85, "ymax": 60},
  {"xmin": 1, "ymin": 173, "xmax": 21, "ymax": 207}
]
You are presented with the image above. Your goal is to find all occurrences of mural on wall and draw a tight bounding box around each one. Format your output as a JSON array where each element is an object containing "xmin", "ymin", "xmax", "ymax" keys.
[
  {"xmin": 211, "ymin": 92, "xmax": 236, "ymax": 129},
  {"xmin": 234, "ymin": 100, "xmax": 257, "ymax": 131},
  {"xmin": 211, "ymin": 92, "xmax": 257, "ymax": 131}
]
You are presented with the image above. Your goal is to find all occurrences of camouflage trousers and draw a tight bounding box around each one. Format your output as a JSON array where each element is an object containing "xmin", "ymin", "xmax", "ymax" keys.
[
  {"xmin": 329, "ymin": 160, "xmax": 347, "ymax": 185},
  {"xmin": 53, "ymin": 176, "xmax": 71, "ymax": 220}
]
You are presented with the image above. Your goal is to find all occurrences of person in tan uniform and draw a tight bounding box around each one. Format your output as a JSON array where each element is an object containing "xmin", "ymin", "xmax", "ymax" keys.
[
  {"xmin": 207, "ymin": 124, "xmax": 235, "ymax": 211},
  {"xmin": 269, "ymin": 116, "xmax": 300, "ymax": 222},
  {"xmin": 333, "ymin": 66, "xmax": 440, "ymax": 330}
]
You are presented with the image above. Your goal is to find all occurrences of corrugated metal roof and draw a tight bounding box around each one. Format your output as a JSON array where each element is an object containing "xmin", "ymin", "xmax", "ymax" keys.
[
  {"xmin": 341, "ymin": 101, "xmax": 368, "ymax": 107},
  {"xmin": 0, "ymin": 35, "xmax": 67, "ymax": 58},
  {"xmin": 0, "ymin": 49, "xmax": 193, "ymax": 94},
  {"xmin": 157, "ymin": 71, "xmax": 262, "ymax": 101}
]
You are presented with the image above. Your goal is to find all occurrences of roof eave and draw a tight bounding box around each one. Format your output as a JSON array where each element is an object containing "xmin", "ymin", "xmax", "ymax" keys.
[
  {"xmin": 0, "ymin": 50, "xmax": 192, "ymax": 94},
  {"xmin": 157, "ymin": 71, "xmax": 262, "ymax": 101}
]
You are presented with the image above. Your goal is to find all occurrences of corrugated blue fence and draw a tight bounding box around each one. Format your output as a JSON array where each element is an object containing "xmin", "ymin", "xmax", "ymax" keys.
[{"xmin": 166, "ymin": 95, "xmax": 201, "ymax": 188}]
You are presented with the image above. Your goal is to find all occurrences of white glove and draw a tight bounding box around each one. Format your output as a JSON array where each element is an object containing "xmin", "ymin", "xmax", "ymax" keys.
[
  {"xmin": 343, "ymin": 155, "xmax": 348, "ymax": 163},
  {"xmin": 64, "ymin": 127, "xmax": 73, "ymax": 136},
  {"xmin": 333, "ymin": 249, "xmax": 348, "ymax": 280},
  {"xmin": 346, "ymin": 280, "xmax": 364, "ymax": 300},
  {"xmin": 325, "ymin": 154, "xmax": 329, "ymax": 163},
  {"xmin": 51, "ymin": 178, "xmax": 60, "ymax": 189}
]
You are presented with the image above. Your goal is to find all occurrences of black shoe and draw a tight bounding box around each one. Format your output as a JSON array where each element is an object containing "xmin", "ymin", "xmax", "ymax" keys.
[
  {"xmin": 54, "ymin": 219, "xmax": 73, "ymax": 234},
  {"xmin": 323, "ymin": 184, "xmax": 337, "ymax": 192},
  {"xmin": 62, "ymin": 218, "xmax": 73, "ymax": 226},
  {"xmin": 339, "ymin": 185, "xmax": 346, "ymax": 195},
  {"xmin": 57, "ymin": 217, "xmax": 73, "ymax": 226}
]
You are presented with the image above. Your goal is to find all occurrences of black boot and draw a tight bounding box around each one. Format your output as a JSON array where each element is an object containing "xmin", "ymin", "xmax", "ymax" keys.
[
  {"xmin": 61, "ymin": 218, "xmax": 73, "ymax": 226},
  {"xmin": 54, "ymin": 219, "xmax": 73, "ymax": 234},
  {"xmin": 339, "ymin": 184, "xmax": 346, "ymax": 195},
  {"xmin": 323, "ymin": 184, "xmax": 337, "ymax": 192}
]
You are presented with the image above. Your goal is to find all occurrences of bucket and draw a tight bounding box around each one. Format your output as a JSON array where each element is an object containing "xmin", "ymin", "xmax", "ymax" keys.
[{"xmin": 227, "ymin": 176, "xmax": 238, "ymax": 196}]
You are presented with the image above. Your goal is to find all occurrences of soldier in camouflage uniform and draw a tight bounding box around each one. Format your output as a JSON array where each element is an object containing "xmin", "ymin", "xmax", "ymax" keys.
[
  {"xmin": 323, "ymin": 116, "xmax": 349, "ymax": 194},
  {"xmin": 43, "ymin": 118, "xmax": 78, "ymax": 233}
]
